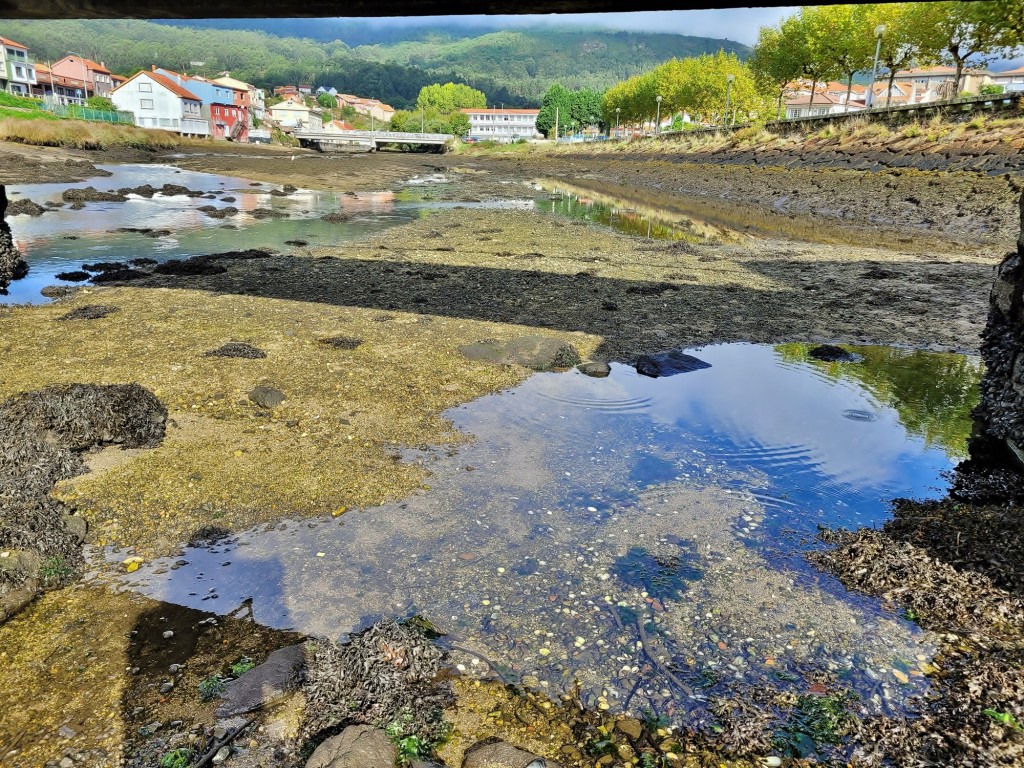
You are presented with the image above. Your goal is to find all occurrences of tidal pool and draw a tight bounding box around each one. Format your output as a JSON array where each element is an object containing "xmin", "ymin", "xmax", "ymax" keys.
[
  {"xmin": 108, "ymin": 342, "xmax": 981, "ymax": 738},
  {"xmin": 3, "ymin": 164, "xmax": 533, "ymax": 305}
]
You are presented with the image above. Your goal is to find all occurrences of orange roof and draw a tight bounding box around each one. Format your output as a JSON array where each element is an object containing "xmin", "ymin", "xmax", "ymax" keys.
[
  {"xmin": 331, "ymin": 119, "xmax": 355, "ymax": 130},
  {"xmin": 786, "ymin": 92, "xmax": 841, "ymax": 106},
  {"xmin": 994, "ymin": 66, "xmax": 1024, "ymax": 77},
  {"xmin": 84, "ymin": 58, "xmax": 111, "ymax": 74},
  {"xmin": 894, "ymin": 65, "xmax": 991, "ymax": 77},
  {"xmin": 114, "ymin": 70, "xmax": 200, "ymax": 101},
  {"xmin": 0, "ymin": 36, "xmax": 27, "ymax": 49},
  {"xmin": 461, "ymin": 108, "xmax": 539, "ymax": 115}
]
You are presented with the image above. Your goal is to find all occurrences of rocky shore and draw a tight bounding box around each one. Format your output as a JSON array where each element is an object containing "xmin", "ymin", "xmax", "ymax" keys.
[{"xmin": 1, "ymin": 130, "xmax": 1023, "ymax": 767}]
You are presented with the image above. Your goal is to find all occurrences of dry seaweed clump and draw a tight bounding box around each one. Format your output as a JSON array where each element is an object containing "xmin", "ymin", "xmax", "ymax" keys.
[
  {"xmin": 811, "ymin": 528, "xmax": 1024, "ymax": 637},
  {"xmin": 0, "ymin": 384, "xmax": 166, "ymax": 619},
  {"xmin": 302, "ymin": 619, "xmax": 453, "ymax": 751},
  {"xmin": 812, "ymin": 524, "xmax": 1024, "ymax": 766}
]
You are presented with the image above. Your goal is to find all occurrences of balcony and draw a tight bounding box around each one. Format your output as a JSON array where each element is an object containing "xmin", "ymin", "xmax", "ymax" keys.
[{"xmin": 180, "ymin": 118, "xmax": 210, "ymax": 136}]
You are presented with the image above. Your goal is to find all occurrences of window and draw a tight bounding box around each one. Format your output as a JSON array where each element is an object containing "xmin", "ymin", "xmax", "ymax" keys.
[
  {"xmin": 140, "ymin": 99, "xmax": 154, "ymax": 109},
  {"xmin": 14, "ymin": 66, "xmax": 24, "ymax": 78},
  {"xmin": 139, "ymin": 81, "xmax": 151, "ymax": 92}
]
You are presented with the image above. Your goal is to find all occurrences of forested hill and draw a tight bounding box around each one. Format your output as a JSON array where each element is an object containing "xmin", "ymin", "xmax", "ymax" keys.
[
  {"xmin": 352, "ymin": 29, "xmax": 749, "ymax": 100},
  {"xmin": 1, "ymin": 19, "xmax": 747, "ymax": 106}
]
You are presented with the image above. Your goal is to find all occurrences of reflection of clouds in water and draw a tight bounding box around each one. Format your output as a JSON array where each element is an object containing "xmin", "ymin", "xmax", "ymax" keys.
[
  {"xmin": 561, "ymin": 346, "xmax": 941, "ymax": 488},
  {"xmin": 114, "ymin": 342, "xmax": 969, "ymax": 719}
]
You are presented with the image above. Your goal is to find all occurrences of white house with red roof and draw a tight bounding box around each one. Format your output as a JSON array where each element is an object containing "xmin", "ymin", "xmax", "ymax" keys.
[
  {"xmin": 1, "ymin": 35, "xmax": 36, "ymax": 96},
  {"xmin": 110, "ymin": 70, "xmax": 210, "ymax": 136},
  {"xmin": 461, "ymin": 107, "xmax": 541, "ymax": 142},
  {"xmin": 51, "ymin": 55, "xmax": 115, "ymax": 97}
]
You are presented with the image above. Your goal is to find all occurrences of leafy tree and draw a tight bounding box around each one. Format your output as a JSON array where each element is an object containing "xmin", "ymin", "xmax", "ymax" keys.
[
  {"xmin": 869, "ymin": 3, "xmax": 938, "ymax": 107},
  {"xmin": 914, "ymin": 1, "xmax": 1021, "ymax": 96},
  {"xmin": 792, "ymin": 8, "xmax": 841, "ymax": 110},
  {"xmin": 316, "ymin": 92, "xmax": 336, "ymax": 109},
  {"xmin": 749, "ymin": 24, "xmax": 803, "ymax": 120},
  {"xmin": 536, "ymin": 82, "xmax": 572, "ymax": 137},
  {"xmin": 805, "ymin": 4, "xmax": 876, "ymax": 111},
  {"xmin": 85, "ymin": 95, "xmax": 115, "ymax": 110},
  {"xmin": 416, "ymin": 82, "xmax": 486, "ymax": 112}
]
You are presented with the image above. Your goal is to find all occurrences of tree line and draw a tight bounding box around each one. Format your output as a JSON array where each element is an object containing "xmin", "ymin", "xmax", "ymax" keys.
[
  {"xmin": 750, "ymin": 2, "xmax": 1024, "ymax": 114},
  {"xmin": 599, "ymin": 1, "xmax": 1023, "ymax": 129}
]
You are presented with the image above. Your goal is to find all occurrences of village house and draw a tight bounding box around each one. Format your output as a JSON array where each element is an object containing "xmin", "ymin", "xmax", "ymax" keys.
[
  {"xmin": 51, "ymin": 55, "xmax": 114, "ymax": 97},
  {"xmin": 322, "ymin": 118, "xmax": 356, "ymax": 133},
  {"xmin": 888, "ymin": 65, "xmax": 994, "ymax": 99},
  {"xmin": 1, "ymin": 36, "xmax": 36, "ymax": 96},
  {"xmin": 336, "ymin": 93, "xmax": 396, "ymax": 123},
  {"xmin": 461, "ymin": 107, "xmax": 542, "ymax": 142},
  {"xmin": 110, "ymin": 70, "xmax": 209, "ymax": 136},
  {"xmin": 155, "ymin": 68, "xmax": 248, "ymax": 141},
  {"xmin": 298, "ymin": 84, "xmax": 313, "ymax": 95},
  {"xmin": 268, "ymin": 98, "xmax": 323, "ymax": 131},
  {"xmin": 31, "ymin": 63, "xmax": 87, "ymax": 105},
  {"xmin": 991, "ymin": 66, "xmax": 1024, "ymax": 93},
  {"xmin": 273, "ymin": 85, "xmax": 299, "ymax": 98}
]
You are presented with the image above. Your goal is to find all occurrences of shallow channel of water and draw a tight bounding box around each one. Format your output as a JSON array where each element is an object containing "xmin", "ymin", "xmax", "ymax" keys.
[
  {"xmin": 108, "ymin": 342, "xmax": 981, "ymax": 732},
  {"xmin": 3, "ymin": 164, "xmax": 534, "ymax": 305}
]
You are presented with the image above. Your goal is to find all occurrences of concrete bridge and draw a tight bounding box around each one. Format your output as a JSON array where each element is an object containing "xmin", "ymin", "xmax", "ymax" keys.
[{"xmin": 294, "ymin": 129, "xmax": 454, "ymax": 152}]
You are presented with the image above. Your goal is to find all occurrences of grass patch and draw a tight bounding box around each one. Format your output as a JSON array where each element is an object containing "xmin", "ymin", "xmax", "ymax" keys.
[
  {"xmin": 0, "ymin": 116, "xmax": 184, "ymax": 150},
  {"xmin": 0, "ymin": 107, "xmax": 58, "ymax": 121},
  {"xmin": 230, "ymin": 656, "xmax": 256, "ymax": 676},
  {"xmin": 198, "ymin": 674, "xmax": 226, "ymax": 701},
  {"xmin": 0, "ymin": 92, "xmax": 43, "ymax": 109},
  {"xmin": 159, "ymin": 748, "xmax": 194, "ymax": 768}
]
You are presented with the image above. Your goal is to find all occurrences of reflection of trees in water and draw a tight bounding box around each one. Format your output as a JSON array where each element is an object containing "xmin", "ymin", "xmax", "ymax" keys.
[{"xmin": 775, "ymin": 343, "xmax": 982, "ymax": 457}]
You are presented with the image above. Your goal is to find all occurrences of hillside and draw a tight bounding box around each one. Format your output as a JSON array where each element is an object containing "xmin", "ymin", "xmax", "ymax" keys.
[
  {"xmin": 0, "ymin": 19, "xmax": 748, "ymax": 107},
  {"xmin": 157, "ymin": 20, "xmax": 749, "ymax": 102},
  {"xmin": 0, "ymin": 19, "xmax": 526, "ymax": 109},
  {"xmin": 353, "ymin": 29, "xmax": 749, "ymax": 100}
]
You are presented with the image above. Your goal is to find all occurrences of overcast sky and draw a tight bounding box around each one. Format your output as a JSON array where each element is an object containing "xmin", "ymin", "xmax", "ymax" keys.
[{"xmin": 348, "ymin": 8, "xmax": 799, "ymax": 46}]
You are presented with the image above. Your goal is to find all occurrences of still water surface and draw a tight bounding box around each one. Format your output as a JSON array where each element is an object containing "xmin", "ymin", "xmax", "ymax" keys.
[{"xmin": 111, "ymin": 342, "xmax": 981, "ymax": 731}]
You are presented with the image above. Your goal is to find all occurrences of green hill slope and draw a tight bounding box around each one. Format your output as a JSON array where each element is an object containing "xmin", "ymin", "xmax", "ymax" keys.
[
  {"xmin": 0, "ymin": 20, "xmax": 748, "ymax": 107},
  {"xmin": 353, "ymin": 29, "xmax": 749, "ymax": 100}
]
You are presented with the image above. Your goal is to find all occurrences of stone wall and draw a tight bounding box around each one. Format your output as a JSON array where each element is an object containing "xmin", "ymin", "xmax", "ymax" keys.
[{"xmin": 971, "ymin": 193, "xmax": 1024, "ymax": 468}]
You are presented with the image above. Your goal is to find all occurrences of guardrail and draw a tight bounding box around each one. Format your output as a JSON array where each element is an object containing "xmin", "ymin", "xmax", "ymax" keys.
[
  {"xmin": 41, "ymin": 103, "xmax": 135, "ymax": 124},
  {"xmin": 656, "ymin": 91, "xmax": 1022, "ymax": 139}
]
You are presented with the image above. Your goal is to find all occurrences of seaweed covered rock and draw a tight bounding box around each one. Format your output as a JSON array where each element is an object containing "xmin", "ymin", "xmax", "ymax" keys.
[
  {"xmin": 0, "ymin": 185, "xmax": 29, "ymax": 293},
  {"xmin": 970, "ymin": 193, "xmax": 1024, "ymax": 472},
  {"xmin": 1, "ymin": 383, "xmax": 167, "ymax": 451},
  {"xmin": 302, "ymin": 619, "xmax": 453, "ymax": 749},
  {"xmin": 0, "ymin": 383, "xmax": 167, "ymax": 621}
]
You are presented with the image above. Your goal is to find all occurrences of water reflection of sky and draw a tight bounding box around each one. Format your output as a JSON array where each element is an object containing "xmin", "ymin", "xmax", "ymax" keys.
[
  {"xmin": 109, "ymin": 343, "xmax": 976, "ymax": 729},
  {"xmin": 4, "ymin": 164, "xmax": 533, "ymax": 305}
]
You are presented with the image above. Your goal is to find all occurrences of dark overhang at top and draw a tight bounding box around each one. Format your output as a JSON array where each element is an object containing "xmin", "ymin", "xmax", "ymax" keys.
[{"xmin": 0, "ymin": 0, "xmax": 881, "ymax": 21}]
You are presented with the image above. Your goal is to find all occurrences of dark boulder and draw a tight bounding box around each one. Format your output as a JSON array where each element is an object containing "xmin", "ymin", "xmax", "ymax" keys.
[
  {"xmin": 249, "ymin": 386, "xmax": 285, "ymax": 409},
  {"xmin": 634, "ymin": 350, "xmax": 711, "ymax": 378},
  {"xmin": 216, "ymin": 644, "xmax": 305, "ymax": 718},
  {"xmin": 153, "ymin": 256, "xmax": 227, "ymax": 276},
  {"xmin": 61, "ymin": 186, "xmax": 128, "ymax": 203},
  {"xmin": 6, "ymin": 198, "xmax": 47, "ymax": 217},
  {"xmin": 55, "ymin": 271, "xmax": 91, "ymax": 282},
  {"xmin": 808, "ymin": 344, "xmax": 862, "ymax": 363}
]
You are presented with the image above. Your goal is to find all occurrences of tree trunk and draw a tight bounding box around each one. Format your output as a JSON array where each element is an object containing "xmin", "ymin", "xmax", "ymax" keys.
[
  {"xmin": 954, "ymin": 58, "xmax": 965, "ymax": 100},
  {"xmin": 808, "ymin": 78, "xmax": 816, "ymax": 110},
  {"xmin": 886, "ymin": 68, "xmax": 897, "ymax": 108},
  {"xmin": 777, "ymin": 88, "xmax": 784, "ymax": 121},
  {"xmin": 845, "ymin": 74, "xmax": 854, "ymax": 114}
]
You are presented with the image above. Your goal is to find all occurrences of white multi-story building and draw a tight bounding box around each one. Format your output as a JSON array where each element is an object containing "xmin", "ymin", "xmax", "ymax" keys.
[
  {"xmin": 110, "ymin": 70, "xmax": 209, "ymax": 136},
  {"xmin": 1, "ymin": 35, "xmax": 36, "ymax": 96},
  {"xmin": 460, "ymin": 108, "xmax": 541, "ymax": 142}
]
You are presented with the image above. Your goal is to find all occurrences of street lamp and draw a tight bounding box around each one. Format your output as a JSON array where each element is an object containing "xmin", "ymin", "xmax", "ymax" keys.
[
  {"xmin": 615, "ymin": 107, "xmax": 620, "ymax": 138},
  {"xmin": 67, "ymin": 50, "xmax": 87, "ymax": 105},
  {"xmin": 724, "ymin": 73, "xmax": 736, "ymax": 129},
  {"xmin": 868, "ymin": 24, "xmax": 886, "ymax": 108},
  {"xmin": 655, "ymin": 95, "xmax": 662, "ymax": 136}
]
